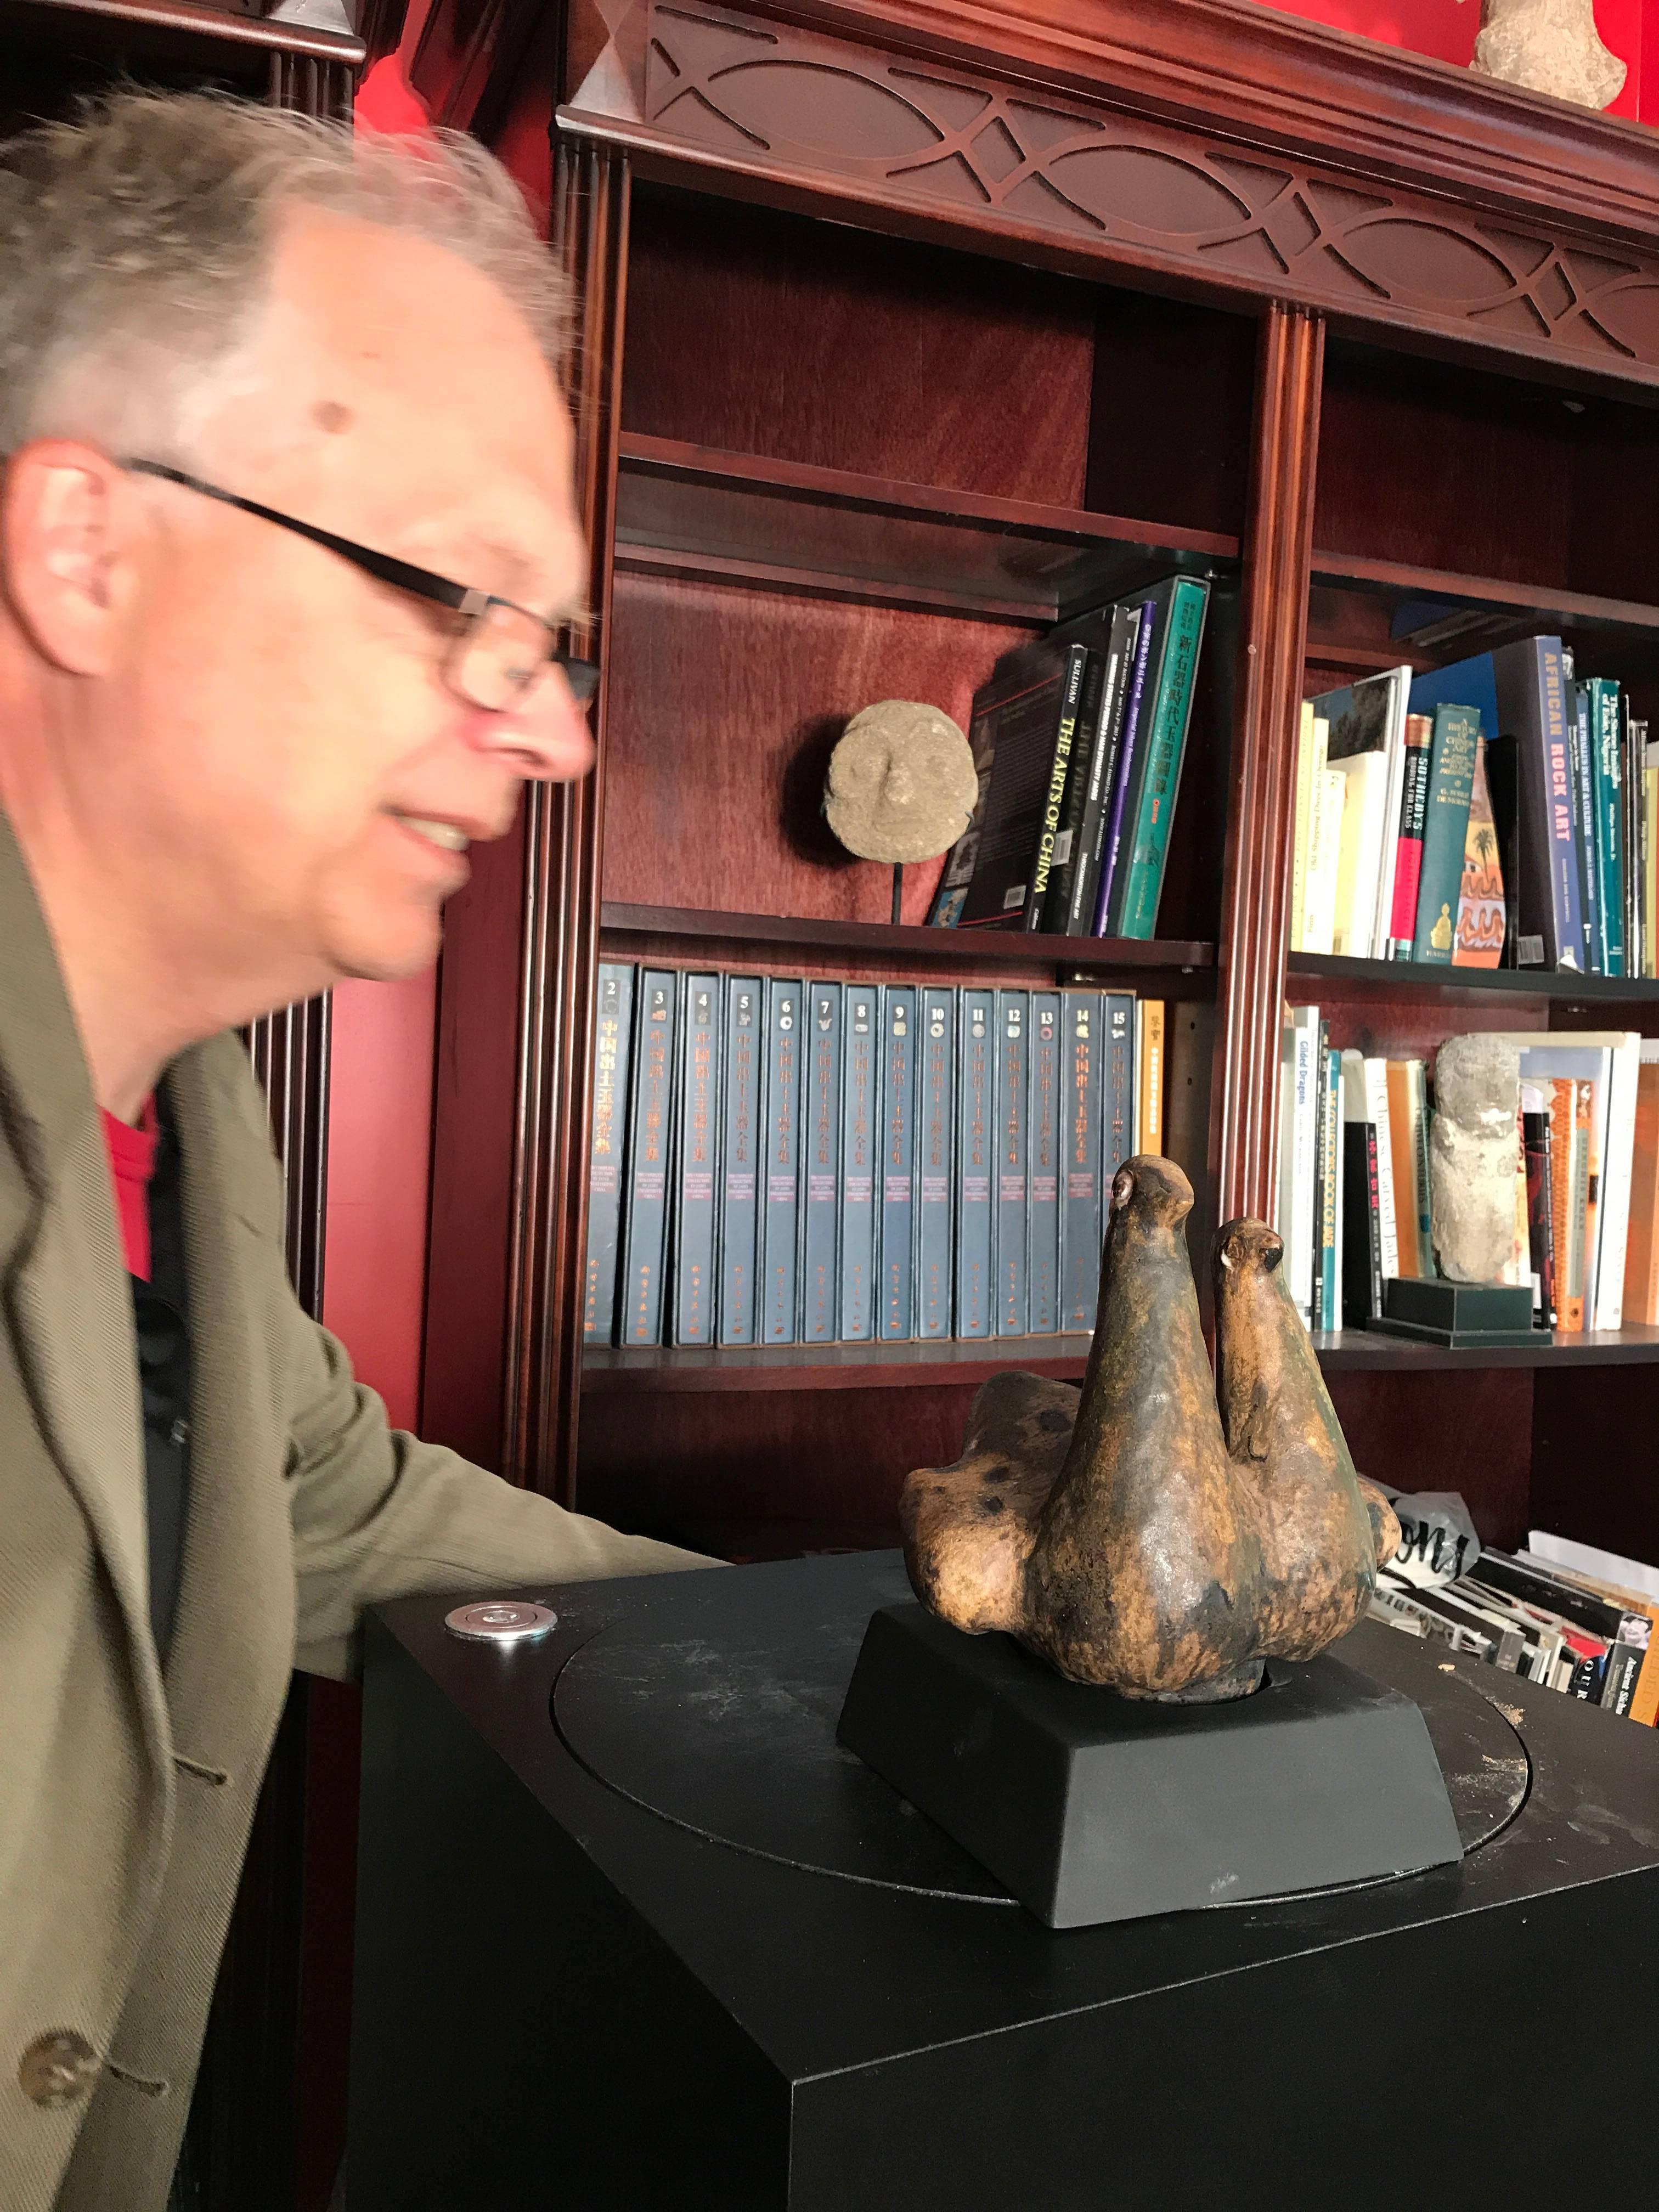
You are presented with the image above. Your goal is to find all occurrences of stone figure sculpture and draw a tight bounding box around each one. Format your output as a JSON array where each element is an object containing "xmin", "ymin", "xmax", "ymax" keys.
[
  {"xmin": 1466, "ymin": 0, "xmax": 1626, "ymax": 109},
  {"xmin": 1430, "ymin": 1033, "xmax": 1522, "ymax": 1284},
  {"xmin": 822, "ymin": 701, "xmax": 977, "ymax": 865},
  {"xmin": 901, "ymin": 1156, "xmax": 1399, "ymax": 1700}
]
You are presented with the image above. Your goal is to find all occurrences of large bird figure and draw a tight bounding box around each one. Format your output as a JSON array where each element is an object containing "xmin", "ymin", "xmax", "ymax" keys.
[{"xmin": 900, "ymin": 1156, "xmax": 1398, "ymax": 1700}]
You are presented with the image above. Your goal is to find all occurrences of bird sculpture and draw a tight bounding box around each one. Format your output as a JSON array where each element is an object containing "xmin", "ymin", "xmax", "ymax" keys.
[{"xmin": 900, "ymin": 1155, "xmax": 1400, "ymax": 1701}]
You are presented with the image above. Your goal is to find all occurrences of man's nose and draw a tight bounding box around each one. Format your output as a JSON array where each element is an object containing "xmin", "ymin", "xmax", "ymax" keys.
[{"xmin": 470, "ymin": 666, "xmax": 599, "ymax": 783}]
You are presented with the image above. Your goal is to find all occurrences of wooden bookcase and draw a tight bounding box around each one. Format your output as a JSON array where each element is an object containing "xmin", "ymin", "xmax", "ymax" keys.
[{"xmin": 421, "ymin": 0, "xmax": 1659, "ymax": 1569}]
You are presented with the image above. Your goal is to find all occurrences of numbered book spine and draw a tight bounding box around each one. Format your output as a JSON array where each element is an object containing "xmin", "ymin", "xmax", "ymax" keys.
[
  {"xmin": 995, "ymin": 990, "xmax": 1030, "ymax": 1333},
  {"xmin": 583, "ymin": 962, "xmax": 635, "ymax": 1344},
  {"xmin": 800, "ymin": 983, "xmax": 843, "ymax": 1344},
  {"xmin": 916, "ymin": 989, "xmax": 956, "ymax": 1339},
  {"xmin": 1027, "ymin": 991, "xmax": 1063, "ymax": 1334},
  {"xmin": 717, "ymin": 976, "xmax": 763, "ymax": 1346},
  {"xmin": 838, "ymin": 986, "xmax": 879, "ymax": 1342},
  {"xmin": 618, "ymin": 970, "xmax": 678, "ymax": 1345},
  {"xmin": 1103, "ymin": 994, "xmax": 1137, "ymax": 1184},
  {"xmin": 760, "ymin": 978, "xmax": 803, "ymax": 1345},
  {"xmin": 955, "ymin": 988, "xmax": 995, "ymax": 1339},
  {"xmin": 878, "ymin": 985, "xmax": 917, "ymax": 1341},
  {"xmin": 670, "ymin": 973, "xmax": 721, "ymax": 1346},
  {"xmin": 1060, "ymin": 990, "xmax": 1105, "ymax": 1331}
]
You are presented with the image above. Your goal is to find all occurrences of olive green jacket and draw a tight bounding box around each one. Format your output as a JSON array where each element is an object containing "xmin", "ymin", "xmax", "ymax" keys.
[{"xmin": 0, "ymin": 821, "xmax": 708, "ymax": 2212}]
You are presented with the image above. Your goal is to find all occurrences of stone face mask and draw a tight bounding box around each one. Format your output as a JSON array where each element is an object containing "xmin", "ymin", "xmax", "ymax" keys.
[{"xmin": 823, "ymin": 701, "xmax": 978, "ymax": 865}]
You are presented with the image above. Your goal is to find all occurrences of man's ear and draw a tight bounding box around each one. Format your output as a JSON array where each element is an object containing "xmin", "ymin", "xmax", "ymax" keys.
[{"xmin": 0, "ymin": 441, "xmax": 142, "ymax": 677}]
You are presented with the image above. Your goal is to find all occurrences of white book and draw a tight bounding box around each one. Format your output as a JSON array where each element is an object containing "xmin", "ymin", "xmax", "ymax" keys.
[
  {"xmin": 1363, "ymin": 1055, "xmax": 1400, "ymax": 1280},
  {"xmin": 1290, "ymin": 701, "xmax": 1316, "ymax": 955},
  {"xmin": 1329, "ymin": 751, "xmax": 1390, "ymax": 960},
  {"xmin": 1527, "ymin": 1530, "xmax": 1659, "ymax": 1604},
  {"xmin": 1594, "ymin": 1032, "xmax": 1641, "ymax": 1330},
  {"xmin": 1304, "ymin": 762, "xmax": 1343, "ymax": 957},
  {"xmin": 1290, "ymin": 1008, "xmax": 1319, "ymax": 1326}
]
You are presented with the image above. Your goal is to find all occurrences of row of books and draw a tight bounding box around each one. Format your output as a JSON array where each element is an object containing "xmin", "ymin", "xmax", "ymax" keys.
[
  {"xmin": 1289, "ymin": 639, "xmax": 1656, "ymax": 978},
  {"xmin": 583, "ymin": 964, "xmax": 1168, "ymax": 1350},
  {"xmin": 1370, "ymin": 1532, "xmax": 1659, "ymax": 1724},
  {"xmin": 1276, "ymin": 1015, "xmax": 1659, "ymax": 1331},
  {"xmin": 928, "ymin": 573, "xmax": 1211, "ymax": 940}
]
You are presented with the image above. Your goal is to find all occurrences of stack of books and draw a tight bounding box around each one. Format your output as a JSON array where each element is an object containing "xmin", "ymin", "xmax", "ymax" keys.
[
  {"xmin": 584, "ymin": 965, "xmax": 1168, "ymax": 1350},
  {"xmin": 1276, "ymin": 1014, "xmax": 1659, "ymax": 1332},
  {"xmin": 929, "ymin": 572, "xmax": 1212, "ymax": 940},
  {"xmin": 1370, "ymin": 1531, "xmax": 1659, "ymax": 1723},
  {"xmin": 1289, "ymin": 640, "xmax": 1657, "ymax": 977}
]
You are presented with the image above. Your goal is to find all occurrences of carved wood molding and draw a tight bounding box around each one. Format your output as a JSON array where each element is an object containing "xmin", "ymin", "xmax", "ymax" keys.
[
  {"xmin": 561, "ymin": 0, "xmax": 1659, "ymax": 388},
  {"xmin": 1212, "ymin": 304, "xmax": 1321, "ymax": 1230},
  {"xmin": 501, "ymin": 138, "xmax": 630, "ymax": 1504}
]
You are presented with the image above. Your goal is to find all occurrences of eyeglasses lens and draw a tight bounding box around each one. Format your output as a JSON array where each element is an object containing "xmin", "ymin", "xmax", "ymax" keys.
[{"xmin": 453, "ymin": 600, "xmax": 554, "ymax": 710}]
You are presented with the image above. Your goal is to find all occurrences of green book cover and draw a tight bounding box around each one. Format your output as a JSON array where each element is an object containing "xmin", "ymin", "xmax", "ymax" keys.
[
  {"xmin": 1590, "ymin": 676, "xmax": 1626, "ymax": 977},
  {"xmin": 1116, "ymin": 575, "xmax": 1211, "ymax": 940},
  {"xmin": 1412, "ymin": 702, "xmax": 1481, "ymax": 964}
]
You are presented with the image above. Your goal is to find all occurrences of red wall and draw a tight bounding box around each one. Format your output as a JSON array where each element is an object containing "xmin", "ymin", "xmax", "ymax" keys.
[{"xmin": 1263, "ymin": 0, "xmax": 1644, "ymax": 119}]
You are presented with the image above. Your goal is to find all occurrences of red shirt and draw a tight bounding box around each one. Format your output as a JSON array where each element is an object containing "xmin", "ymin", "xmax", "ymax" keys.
[{"xmin": 101, "ymin": 1100, "xmax": 160, "ymax": 1280}]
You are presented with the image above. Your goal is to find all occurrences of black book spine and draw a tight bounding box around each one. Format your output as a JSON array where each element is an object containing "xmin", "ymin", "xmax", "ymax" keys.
[
  {"xmin": 1522, "ymin": 1105, "xmax": 1556, "ymax": 1328},
  {"xmin": 1024, "ymin": 644, "xmax": 1089, "ymax": 930},
  {"xmin": 1068, "ymin": 605, "xmax": 1140, "ymax": 938},
  {"xmin": 1043, "ymin": 648, "xmax": 1105, "ymax": 934}
]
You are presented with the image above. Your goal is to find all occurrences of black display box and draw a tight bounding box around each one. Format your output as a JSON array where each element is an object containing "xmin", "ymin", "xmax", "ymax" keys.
[{"xmin": 350, "ymin": 1553, "xmax": 1659, "ymax": 2211}]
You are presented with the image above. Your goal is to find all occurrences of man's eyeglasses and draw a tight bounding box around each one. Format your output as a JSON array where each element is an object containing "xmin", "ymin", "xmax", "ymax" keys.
[{"xmin": 125, "ymin": 460, "xmax": 600, "ymax": 714}]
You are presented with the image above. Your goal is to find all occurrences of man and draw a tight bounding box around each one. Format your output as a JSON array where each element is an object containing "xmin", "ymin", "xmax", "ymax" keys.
[{"xmin": 0, "ymin": 93, "xmax": 710, "ymax": 2211}]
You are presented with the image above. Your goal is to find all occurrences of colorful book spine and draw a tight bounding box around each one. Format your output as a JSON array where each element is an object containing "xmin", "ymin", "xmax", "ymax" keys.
[
  {"xmin": 1571, "ymin": 683, "xmax": 1600, "ymax": 973},
  {"xmin": 1136, "ymin": 1000, "xmax": 1165, "ymax": 1155},
  {"xmin": 618, "ymin": 970, "xmax": 678, "ymax": 1346},
  {"xmin": 1026, "ymin": 644, "xmax": 1090, "ymax": 929},
  {"xmin": 583, "ymin": 962, "xmax": 635, "ymax": 1344},
  {"xmin": 1387, "ymin": 714, "xmax": 1433, "ymax": 958},
  {"xmin": 1318, "ymin": 1041, "xmax": 1340, "ymax": 1329},
  {"xmin": 759, "ymin": 977, "xmax": 803, "ymax": 1345},
  {"xmin": 837, "ymin": 986, "xmax": 879, "ymax": 1342},
  {"xmin": 878, "ymin": 985, "xmax": 917, "ymax": 1341},
  {"xmin": 1412, "ymin": 703, "xmax": 1480, "ymax": 964},
  {"xmin": 1060, "ymin": 991, "xmax": 1105, "ymax": 1330},
  {"xmin": 670, "ymin": 973, "xmax": 721, "ymax": 1346},
  {"xmin": 916, "ymin": 989, "xmax": 956, "ymax": 1340},
  {"xmin": 1071, "ymin": 605, "xmax": 1142, "ymax": 936},
  {"xmin": 995, "ymin": 990, "xmax": 1030, "ymax": 1334},
  {"xmin": 955, "ymin": 989, "xmax": 995, "ymax": 1339},
  {"xmin": 1027, "ymin": 991, "xmax": 1063, "ymax": 1334},
  {"xmin": 1094, "ymin": 599, "xmax": 1159, "ymax": 933},
  {"xmin": 1117, "ymin": 578, "xmax": 1212, "ymax": 940},
  {"xmin": 1451, "ymin": 732, "xmax": 1504, "ymax": 968},
  {"xmin": 799, "ymin": 983, "xmax": 842, "ymax": 1344},
  {"xmin": 717, "ymin": 975, "xmax": 763, "ymax": 1345},
  {"xmin": 1340, "ymin": 1047, "xmax": 1381, "ymax": 1325},
  {"xmin": 1592, "ymin": 676, "xmax": 1626, "ymax": 977}
]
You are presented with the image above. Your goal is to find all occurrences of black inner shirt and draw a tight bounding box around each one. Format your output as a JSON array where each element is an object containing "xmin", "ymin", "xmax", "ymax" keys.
[{"xmin": 133, "ymin": 1084, "xmax": 192, "ymax": 1661}]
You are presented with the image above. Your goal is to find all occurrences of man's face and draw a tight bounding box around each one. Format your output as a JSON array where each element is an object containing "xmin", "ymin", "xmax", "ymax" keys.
[{"xmin": 103, "ymin": 205, "xmax": 593, "ymax": 995}]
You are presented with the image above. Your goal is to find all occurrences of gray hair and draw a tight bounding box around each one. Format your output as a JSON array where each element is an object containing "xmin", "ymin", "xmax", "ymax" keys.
[{"xmin": 0, "ymin": 91, "xmax": 565, "ymax": 464}]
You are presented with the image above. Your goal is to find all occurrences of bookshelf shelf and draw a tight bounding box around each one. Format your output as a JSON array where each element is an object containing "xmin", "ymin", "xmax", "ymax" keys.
[
  {"xmin": 613, "ymin": 434, "xmax": 1239, "ymax": 624},
  {"xmin": 1307, "ymin": 549, "xmax": 1659, "ymax": 652},
  {"xmin": 583, "ymin": 1335, "xmax": 1096, "ymax": 1393},
  {"xmin": 600, "ymin": 902, "xmax": 1215, "ymax": 981},
  {"xmin": 1285, "ymin": 952, "xmax": 1659, "ymax": 1006},
  {"xmin": 1313, "ymin": 1327, "xmax": 1659, "ymax": 1371}
]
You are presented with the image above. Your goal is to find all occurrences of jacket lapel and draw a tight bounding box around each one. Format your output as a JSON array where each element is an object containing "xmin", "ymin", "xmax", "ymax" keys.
[
  {"xmin": 161, "ymin": 1042, "xmax": 295, "ymax": 1757},
  {"xmin": 0, "ymin": 815, "xmax": 165, "ymax": 1742}
]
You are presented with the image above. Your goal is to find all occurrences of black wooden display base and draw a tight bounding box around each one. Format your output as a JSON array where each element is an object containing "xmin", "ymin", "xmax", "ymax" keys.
[
  {"xmin": 351, "ymin": 1552, "xmax": 1659, "ymax": 2212},
  {"xmin": 1368, "ymin": 1275, "xmax": 1538, "ymax": 1347},
  {"xmin": 837, "ymin": 1601, "xmax": 1462, "ymax": 1926}
]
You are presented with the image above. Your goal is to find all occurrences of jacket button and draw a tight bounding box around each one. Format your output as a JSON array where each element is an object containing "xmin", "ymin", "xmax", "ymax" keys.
[{"xmin": 19, "ymin": 2032, "xmax": 100, "ymax": 2107}]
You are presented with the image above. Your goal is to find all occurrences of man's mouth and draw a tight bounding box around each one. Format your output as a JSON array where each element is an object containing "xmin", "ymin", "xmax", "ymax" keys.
[{"xmin": 389, "ymin": 811, "xmax": 470, "ymax": 855}]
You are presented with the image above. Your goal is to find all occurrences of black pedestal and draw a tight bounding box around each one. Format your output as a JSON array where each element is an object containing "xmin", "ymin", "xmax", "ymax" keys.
[
  {"xmin": 1368, "ymin": 1275, "xmax": 1538, "ymax": 1347},
  {"xmin": 837, "ymin": 1601, "xmax": 1462, "ymax": 1926},
  {"xmin": 351, "ymin": 1552, "xmax": 1659, "ymax": 2212}
]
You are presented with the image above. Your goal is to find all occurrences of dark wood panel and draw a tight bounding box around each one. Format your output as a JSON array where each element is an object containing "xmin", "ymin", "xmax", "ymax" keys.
[
  {"xmin": 1532, "ymin": 1365, "xmax": 1659, "ymax": 1564},
  {"xmin": 584, "ymin": 1334, "xmax": 1093, "ymax": 1392},
  {"xmin": 601, "ymin": 572, "xmax": 1033, "ymax": 924},
  {"xmin": 421, "ymin": 815, "xmax": 527, "ymax": 1474},
  {"xmin": 577, "ymin": 1379, "xmax": 983, "ymax": 1538},
  {"xmin": 1211, "ymin": 304, "xmax": 1321, "ymax": 1225},
  {"xmin": 621, "ymin": 187, "xmax": 1096, "ymax": 503},
  {"xmin": 1326, "ymin": 1369, "xmax": 1534, "ymax": 1548},
  {"xmin": 1318, "ymin": 1327, "xmax": 1659, "ymax": 1371},
  {"xmin": 1087, "ymin": 288, "xmax": 1258, "ymax": 541},
  {"xmin": 1289, "ymin": 952, "xmax": 1659, "ymax": 1011}
]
